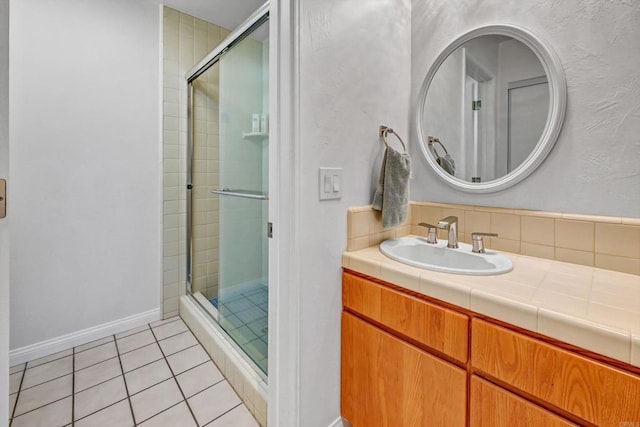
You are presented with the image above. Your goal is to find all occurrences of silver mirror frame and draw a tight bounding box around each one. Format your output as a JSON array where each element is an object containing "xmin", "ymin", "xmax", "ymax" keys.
[{"xmin": 416, "ymin": 24, "xmax": 567, "ymax": 193}]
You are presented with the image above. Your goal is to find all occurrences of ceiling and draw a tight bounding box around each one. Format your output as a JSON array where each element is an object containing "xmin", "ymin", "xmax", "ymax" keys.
[{"xmin": 162, "ymin": 0, "xmax": 266, "ymax": 31}]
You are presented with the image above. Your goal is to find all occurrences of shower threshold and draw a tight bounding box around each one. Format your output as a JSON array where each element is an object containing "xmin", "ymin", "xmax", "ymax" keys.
[{"xmin": 191, "ymin": 286, "xmax": 268, "ymax": 376}]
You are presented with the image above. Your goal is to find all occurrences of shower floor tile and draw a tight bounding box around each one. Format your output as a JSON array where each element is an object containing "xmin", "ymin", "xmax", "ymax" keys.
[
  {"xmin": 8, "ymin": 316, "xmax": 259, "ymax": 427},
  {"xmin": 209, "ymin": 284, "xmax": 269, "ymax": 370}
]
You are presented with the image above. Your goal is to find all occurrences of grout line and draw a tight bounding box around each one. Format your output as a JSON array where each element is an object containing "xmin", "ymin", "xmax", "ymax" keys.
[
  {"xmin": 202, "ymin": 403, "xmax": 243, "ymax": 426},
  {"xmin": 127, "ymin": 371, "xmax": 174, "ymax": 398},
  {"xmin": 130, "ymin": 377, "xmax": 182, "ymax": 425},
  {"xmin": 157, "ymin": 329, "xmax": 192, "ymax": 343},
  {"xmin": 114, "ymin": 329, "xmax": 154, "ymax": 347},
  {"xmin": 25, "ymin": 350, "xmax": 73, "ymax": 370},
  {"xmin": 120, "ymin": 353, "xmax": 164, "ymax": 376},
  {"xmin": 136, "ymin": 399, "xmax": 184, "ymax": 426},
  {"xmin": 72, "ymin": 355, "xmax": 120, "ymax": 376},
  {"xmin": 73, "ymin": 336, "xmax": 115, "ymax": 355},
  {"xmin": 72, "ymin": 397, "xmax": 129, "ymax": 425},
  {"xmin": 113, "ymin": 334, "xmax": 137, "ymax": 425},
  {"xmin": 8, "ymin": 363, "xmax": 27, "ymax": 425},
  {"xmin": 162, "ymin": 343, "xmax": 199, "ymax": 358},
  {"xmin": 71, "ymin": 347, "xmax": 75, "ymax": 427},
  {"xmin": 114, "ymin": 324, "xmax": 152, "ymax": 341},
  {"xmin": 154, "ymin": 327, "xmax": 191, "ymax": 343},
  {"xmin": 183, "ymin": 377, "xmax": 226, "ymax": 400},
  {"xmin": 11, "ymin": 394, "xmax": 72, "ymax": 420},
  {"xmin": 119, "ymin": 341, "xmax": 158, "ymax": 359},
  {"xmin": 9, "ymin": 364, "xmax": 25, "ymax": 375},
  {"xmin": 150, "ymin": 316, "xmax": 182, "ymax": 329},
  {"xmin": 19, "ymin": 364, "xmax": 74, "ymax": 393},
  {"xmin": 149, "ymin": 321, "xmax": 200, "ymax": 426},
  {"xmin": 73, "ymin": 370, "xmax": 124, "ymax": 396}
]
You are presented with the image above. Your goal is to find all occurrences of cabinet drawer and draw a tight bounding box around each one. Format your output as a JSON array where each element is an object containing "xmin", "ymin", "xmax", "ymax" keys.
[
  {"xmin": 343, "ymin": 272, "xmax": 469, "ymax": 362},
  {"xmin": 470, "ymin": 375, "xmax": 577, "ymax": 427},
  {"xmin": 342, "ymin": 312, "xmax": 467, "ymax": 427},
  {"xmin": 471, "ymin": 319, "xmax": 640, "ymax": 426}
]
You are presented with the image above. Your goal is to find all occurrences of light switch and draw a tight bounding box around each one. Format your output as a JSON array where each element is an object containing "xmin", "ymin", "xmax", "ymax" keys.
[
  {"xmin": 319, "ymin": 167, "xmax": 342, "ymax": 200},
  {"xmin": 324, "ymin": 174, "xmax": 332, "ymax": 193}
]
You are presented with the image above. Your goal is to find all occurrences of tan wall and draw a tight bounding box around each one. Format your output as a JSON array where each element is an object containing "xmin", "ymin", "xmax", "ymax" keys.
[{"xmin": 162, "ymin": 7, "xmax": 230, "ymax": 318}]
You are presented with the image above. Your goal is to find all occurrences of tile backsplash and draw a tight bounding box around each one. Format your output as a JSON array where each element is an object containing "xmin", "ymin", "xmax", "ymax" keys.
[{"xmin": 347, "ymin": 201, "xmax": 640, "ymax": 276}]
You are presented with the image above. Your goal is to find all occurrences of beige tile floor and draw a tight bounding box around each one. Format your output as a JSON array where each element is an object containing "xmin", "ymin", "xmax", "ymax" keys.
[{"xmin": 8, "ymin": 317, "xmax": 259, "ymax": 427}]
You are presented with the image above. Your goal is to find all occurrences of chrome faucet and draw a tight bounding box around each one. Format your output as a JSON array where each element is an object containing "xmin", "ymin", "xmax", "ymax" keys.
[
  {"xmin": 438, "ymin": 216, "xmax": 458, "ymax": 248},
  {"xmin": 471, "ymin": 232, "xmax": 498, "ymax": 253},
  {"xmin": 418, "ymin": 222, "xmax": 438, "ymax": 244}
]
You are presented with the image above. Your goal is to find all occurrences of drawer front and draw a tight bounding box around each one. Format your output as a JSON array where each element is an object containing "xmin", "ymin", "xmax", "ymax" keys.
[
  {"xmin": 470, "ymin": 375, "xmax": 577, "ymax": 427},
  {"xmin": 342, "ymin": 312, "xmax": 467, "ymax": 427},
  {"xmin": 471, "ymin": 319, "xmax": 640, "ymax": 426},
  {"xmin": 343, "ymin": 272, "xmax": 469, "ymax": 362}
]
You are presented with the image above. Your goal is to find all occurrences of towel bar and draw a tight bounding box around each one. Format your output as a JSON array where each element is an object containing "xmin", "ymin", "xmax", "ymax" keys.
[
  {"xmin": 379, "ymin": 125, "xmax": 407, "ymax": 153},
  {"xmin": 211, "ymin": 189, "xmax": 269, "ymax": 200}
]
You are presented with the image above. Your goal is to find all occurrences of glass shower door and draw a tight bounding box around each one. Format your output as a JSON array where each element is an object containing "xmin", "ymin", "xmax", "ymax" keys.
[{"xmin": 187, "ymin": 18, "xmax": 269, "ymax": 375}]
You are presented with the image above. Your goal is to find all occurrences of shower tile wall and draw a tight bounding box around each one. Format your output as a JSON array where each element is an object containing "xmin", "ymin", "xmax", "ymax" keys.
[
  {"xmin": 162, "ymin": 7, "xmax": 230, "ymax": 318},
  {"xmin": 192, "ymin": 62, "xmax": 221, "ymax": 303}
]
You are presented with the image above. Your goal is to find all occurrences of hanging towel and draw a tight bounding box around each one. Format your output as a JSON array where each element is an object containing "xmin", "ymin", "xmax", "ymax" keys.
[
  {"xmin": 436, "ymin": 153, "xmax": 456, "ymax": 176},
  {"xmin": 372, "ymin": 146, "xmax": 411, "ymax": 228}
]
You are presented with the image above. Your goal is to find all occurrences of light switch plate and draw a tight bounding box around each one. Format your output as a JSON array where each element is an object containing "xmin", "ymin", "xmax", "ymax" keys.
[{"xmin": 319, "ymin": 167, "xmax": 342, "ymax": 200}]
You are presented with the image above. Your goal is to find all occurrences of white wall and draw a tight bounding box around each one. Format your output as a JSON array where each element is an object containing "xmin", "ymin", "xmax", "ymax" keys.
[
  {"xmin": 297, "ymin": 0, "xmax": 411, "ymax": 424},
  {"xmin": 411, "ymin": 0, "xmax": 640, "ymax": 217},
  {"xmin": 423, "ymin": 49, "xmax": 464, "ymax": 177},
  {"xmin": 0, "ymin": 0, "xmax": 10, "ymax": 422},
  {"xmin": 9, "ymin": 0, "xmax": 162, "ymax": 349},
  {"xmin": 495, "ymin": 38, "xmax": 546, "ymax": 176}
]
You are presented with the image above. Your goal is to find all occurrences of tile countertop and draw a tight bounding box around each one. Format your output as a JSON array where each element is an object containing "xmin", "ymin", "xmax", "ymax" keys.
[{"xmin": 342, "ymin": 241, "xmax": 640, "ymax": 368}]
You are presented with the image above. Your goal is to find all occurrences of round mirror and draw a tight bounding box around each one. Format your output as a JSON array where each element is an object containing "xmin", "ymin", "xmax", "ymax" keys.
[{"xmin": 417, "ymin": 25, "xmax": 566, "ymax": 193}]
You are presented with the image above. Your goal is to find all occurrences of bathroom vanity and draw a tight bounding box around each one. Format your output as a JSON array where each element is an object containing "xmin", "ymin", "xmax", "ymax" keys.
[
  {"xmin": 341, "ymin": 254, "xmax": 640, "ymax": 426},
  {"xmin": 340, "ymin": 15, "xmax": 640, "ymax": 426}
]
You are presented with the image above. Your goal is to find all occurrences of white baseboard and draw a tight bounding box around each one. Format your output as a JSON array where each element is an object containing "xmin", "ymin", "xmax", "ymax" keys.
[
  {"xmin": 328, "ymin": 416, "xmax": 345, "ymax": 427},
  {"xmin": 10, "ymin": 307, "xmax": 162, "ymax": 366}
]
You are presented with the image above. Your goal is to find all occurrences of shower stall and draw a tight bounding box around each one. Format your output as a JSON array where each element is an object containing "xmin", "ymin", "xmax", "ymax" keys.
[{"xmin": 185, "ymin": 5, "xmax": 269, "ymax": 377}]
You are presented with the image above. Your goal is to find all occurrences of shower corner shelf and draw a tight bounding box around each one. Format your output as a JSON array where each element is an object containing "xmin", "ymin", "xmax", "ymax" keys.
[{"xmin": 242, "ymin": 132, "xmax": 269, "ymax": 140}]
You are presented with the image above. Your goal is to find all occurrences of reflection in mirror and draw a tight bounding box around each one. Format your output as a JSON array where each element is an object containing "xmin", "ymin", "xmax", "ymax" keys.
[{"xmin": 423, "ymin": 35, "xmax": 549, "ymax": 183}]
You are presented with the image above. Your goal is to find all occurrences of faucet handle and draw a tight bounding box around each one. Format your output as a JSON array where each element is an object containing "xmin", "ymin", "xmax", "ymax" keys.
[
  {"xmin": 418, "ymin": 222, "xmax": 438, "ymax": 244},
  {"xmin": 471, "ymin": 232, "xmax": 498, "ymax": 253}
]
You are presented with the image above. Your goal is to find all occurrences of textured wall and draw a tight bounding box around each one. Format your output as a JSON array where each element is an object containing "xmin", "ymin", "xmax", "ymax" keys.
[
  {"xmin": 10, "ymin": 0, "xmax": 161, "ymax": 349},
  {"xmin": 411, "ymin": 0, "xmax": 640, "ymax": 217},
  {"xmin": 297, "ymin": 0, "xmax": 411, "ymax": 425}
]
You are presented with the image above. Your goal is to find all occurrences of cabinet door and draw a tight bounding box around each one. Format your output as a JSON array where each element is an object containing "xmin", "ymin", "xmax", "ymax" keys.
[
  {"xmin": 341, "ymin": 312, "xmax": 467, "ymax": 427},
  {"xmin": 472, "ymin": 319, "xmax": 640, "ymax": 426},
  {"xmin": 470, "ymin": 376, "xmax": 577, "ymax": 427}
]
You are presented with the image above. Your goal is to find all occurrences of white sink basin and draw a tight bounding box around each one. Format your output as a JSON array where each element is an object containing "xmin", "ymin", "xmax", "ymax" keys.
[{"xmin": 380, "ymin": 236, "xmax": 513, "ymax": 275}]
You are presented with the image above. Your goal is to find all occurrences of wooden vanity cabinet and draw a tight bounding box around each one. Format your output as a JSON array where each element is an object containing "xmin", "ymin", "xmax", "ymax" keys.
[
  {"xmin": 341, "ymin": 271, "xmax": 640, "ymax": 426},
  {"xmin": 342, "ymin": 271, "xmax": 469, "ymax": 363},
  {"xmin": 341, "ymin": 272, "xmax": 468, "ymax": 427},
  {"xmin": 470, "ymin": 375, "xmax": 578, "ymax": 427},
  {"xmin": 471, "ymin": 319, "xmax": 640, "ymax": 427},
  {"xmin": 341, "ymin": 312, "xmax": 467, "ymax": 427}
]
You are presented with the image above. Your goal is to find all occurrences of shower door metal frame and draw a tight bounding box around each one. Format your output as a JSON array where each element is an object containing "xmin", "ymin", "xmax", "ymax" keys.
[{"xmin": 185, "ymin": 2, "xmax": 269, "ymax": 295}]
